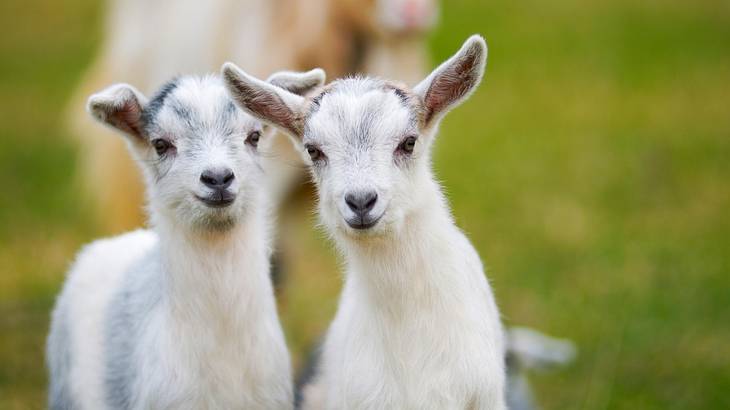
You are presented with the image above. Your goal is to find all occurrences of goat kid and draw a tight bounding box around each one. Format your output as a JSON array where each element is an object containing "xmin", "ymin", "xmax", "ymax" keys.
[
  {"xmin": 47, "ymin": 70, "xmax": 324, "ymax": 409},
  {"xmin": 223, "ymin": 35, "xmax": 506, "ymax": 409}
]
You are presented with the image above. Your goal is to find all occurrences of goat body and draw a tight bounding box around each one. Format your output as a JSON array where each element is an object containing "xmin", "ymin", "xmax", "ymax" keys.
[
  {"xmin": 223, "ymin": 35, "xmax": 506, "ymax": 410},
  {"xmin": 46, "ymin": 73, "xmax": 331, "ymax": 409},
  {"xmin": 48, "ymin": 221, "xmax": 291, "ymax": 409},
  {"xmin": 306, "ymin": 182, "xmax": 505, "ymax": 409}
]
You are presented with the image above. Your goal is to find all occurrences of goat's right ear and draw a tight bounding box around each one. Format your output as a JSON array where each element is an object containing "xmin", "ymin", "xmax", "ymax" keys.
[
  {"xmin": 87, "ymin": 84, "xmax": 148, "ymax": 143},
  {"xmin": 222, "ymin": 62, "xmax": 309, "ymax": 139},
  {"xmin": 267, "ymin": 68, "xmax": 326, "ymax": 97},
  {"xmin": 414, "ymin": 35, "xmax": 487, "ymax": 127}
]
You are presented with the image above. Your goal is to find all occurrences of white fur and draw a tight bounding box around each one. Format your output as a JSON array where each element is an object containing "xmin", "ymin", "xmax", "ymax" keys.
[{"xmin": 224, "ymin": 35, "xmax": 507, "ymax": 410}]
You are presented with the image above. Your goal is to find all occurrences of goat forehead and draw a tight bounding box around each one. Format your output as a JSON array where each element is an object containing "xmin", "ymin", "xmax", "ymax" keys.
[
  {"xmin": 307, "ymin": 82, "xmax": 414, "ymax": 149},
  {"xmin": 171, "ymin": 77, "xmax": 230, "ymax": 120},
  {"xmin": 147, "ymin": 76, "xmax": 258, "ymax": 143}
]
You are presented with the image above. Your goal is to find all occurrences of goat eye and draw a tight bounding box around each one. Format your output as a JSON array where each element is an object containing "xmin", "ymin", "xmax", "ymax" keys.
[
  {"xmin": 246, "ymin": 130, "xmax": 261, "ymax": 147},
  {"xmin": 305, "ymin": 145, "xmax": 324, "ymax": 163},
  {"xmin": 152, "ymin": 139, "xmax": 172, "ymax": 156},
  {"xmin": 398, "ymin": 136, "xmax": 418, "ymax": 154}
]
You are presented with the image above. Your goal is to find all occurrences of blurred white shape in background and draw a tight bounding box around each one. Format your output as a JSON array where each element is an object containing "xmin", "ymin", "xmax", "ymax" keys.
[
  {"xmin": 68, "ymin": 0, "xmax": 439, "ymax": 231},
  {"xmin": 506, "ymin": 327, "xmax": 577, "ymax": 410}
]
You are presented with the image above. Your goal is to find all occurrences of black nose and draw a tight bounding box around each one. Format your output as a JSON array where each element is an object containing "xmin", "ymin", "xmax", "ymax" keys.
[
  {"xmin": 200, "ymin": 168, "xmax": 235, "ymax": 189},
  {"xmin": 345, "ymin": 191, "xmax": 378, "ymax": 216}
]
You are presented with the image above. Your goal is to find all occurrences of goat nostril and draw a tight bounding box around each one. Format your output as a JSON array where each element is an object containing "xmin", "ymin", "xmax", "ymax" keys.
[
  {"xmin": 364, "ymin": 193, "xmax": 378, "ymax": 211},
  {"xmin": 345, "ymin": 194, "xmax": 358, "ymax": 211},
  {"xmin": 345, "ymin": 192, "xmax": 378, "ymax": 214},
  {"xmin": 200, "ymin": 169, "xmax": 234, "ymax": 188},
  {"xmin": 222, "ymin": 171, "xmax": 235, "ymax": 185},
  {"xmin": 200, "ymin": 173, "xmax": 215, "ymax": 187}
]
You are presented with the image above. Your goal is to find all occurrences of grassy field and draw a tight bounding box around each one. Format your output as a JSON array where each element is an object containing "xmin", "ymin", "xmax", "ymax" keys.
[{"xmin": 1, "ymin": 0, "xmax": 729, "ymax": 408}]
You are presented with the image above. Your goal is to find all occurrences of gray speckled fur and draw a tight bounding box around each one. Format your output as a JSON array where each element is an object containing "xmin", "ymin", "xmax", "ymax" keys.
[
  {"xmin": 46, "ymin": 246, "xmax": 161, "ymax": 410},
  {"xmin": 104, "ymin": 254, "xmax": 161, "ymax": 409}
]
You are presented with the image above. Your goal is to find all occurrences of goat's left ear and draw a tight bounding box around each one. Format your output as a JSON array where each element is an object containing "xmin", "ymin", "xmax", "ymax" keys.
[
  {"xmin": 87, "ymin": 84, "xmax": 149, "ymax": 143},
  {"xmin": 267, "ymin": 68, "xmax": 326, "ymax": 96},
  {"xmin": 414, "ymin": 35, "xmax": 487, "ymax": 127}
]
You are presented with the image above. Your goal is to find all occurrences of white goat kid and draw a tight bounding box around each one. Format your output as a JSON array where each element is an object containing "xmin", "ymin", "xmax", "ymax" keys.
[
  {"xmin": 223, "ymin": 35, "xmax": 506, "ymax": 410},
  {"xmin": 46, "ymin": 70, "xmax": 324, "ymax": 410}
]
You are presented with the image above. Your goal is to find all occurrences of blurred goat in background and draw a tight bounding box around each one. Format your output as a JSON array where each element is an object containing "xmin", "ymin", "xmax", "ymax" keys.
[{"xmin": 67, "ymin": 0, "xmax": 438, "ymax": 232}]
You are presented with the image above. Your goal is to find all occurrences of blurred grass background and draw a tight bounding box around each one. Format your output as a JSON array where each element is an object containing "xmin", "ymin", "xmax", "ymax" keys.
[{"xmin": 1, "ymin": 0, "xmax": 729, "ymax": 408}]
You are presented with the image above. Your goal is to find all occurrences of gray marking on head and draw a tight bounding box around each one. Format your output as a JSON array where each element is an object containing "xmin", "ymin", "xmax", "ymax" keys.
[
  {"xmin": 169, "ymin": 99, "xmax": 195, "ymax": 130},
  {"xmin": 310, "ymin": 89, "xmax": 330, "ymax": 112},
  {"xmin": 224, "ymin": 100, "xmax": 237, "ymax": 117},
  {"xmin": 383, "ymin": 82, "xmax": 423, "ymax": 126},
  {"xmin": 141, "ymin": 78, "xmax": 180, "ymax": 134},
  {"xmin": 391, "ymin": 87, "xmax": 409, "ymax": 105}
]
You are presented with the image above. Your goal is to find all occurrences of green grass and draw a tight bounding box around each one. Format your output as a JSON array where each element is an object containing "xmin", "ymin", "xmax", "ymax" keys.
[{"xmin": 1, "ymin": 0, "xmax": 729, "ymax": 408}]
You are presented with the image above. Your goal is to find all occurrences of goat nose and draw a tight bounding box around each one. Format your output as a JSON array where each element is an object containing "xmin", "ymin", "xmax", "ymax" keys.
[
  {"xmin": 345, "ymin": 191, "xmax": 378, "ymax": 215},
  {"xmin": 200, "ymin": 168, "xmax": 235, "ymax": 189}
]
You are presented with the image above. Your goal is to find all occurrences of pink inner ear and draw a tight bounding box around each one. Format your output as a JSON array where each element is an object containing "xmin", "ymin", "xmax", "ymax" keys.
[
  {"xmin": 423, "ymin": 49, "xmax": 480, "ymax": 124},
  {"xmin": 105, "ymin": 99, "xmax": 144, "ymax": 139},
  {"xmin": 117, "ymin": 101, "xmax": 145, "ymax": 137}
]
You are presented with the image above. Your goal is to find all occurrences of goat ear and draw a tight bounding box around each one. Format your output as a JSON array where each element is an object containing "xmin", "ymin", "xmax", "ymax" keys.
[
  {"xmin": 222, "ymin": 62, "xmax": 309, "ymax": 139},
  {"xmin": 414, "ymin": 35, "xmax": 487, "ymax": 126},
  {"xmin": 267, "ymin": 68, "xmax": 326, "ymax": 96},
  {"xmin": 87, "ymin": 84, "xmax": 148, "ymax": 142}
]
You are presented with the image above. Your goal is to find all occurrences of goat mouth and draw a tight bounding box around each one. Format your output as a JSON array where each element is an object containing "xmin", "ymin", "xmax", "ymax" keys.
[
  {"xmin": 345, "ymin": 215, "xmax": 382, "ymax": 230},
  {"xmin": 195, "ymin": 192, "xmax": 235, "ymax": 208}
]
